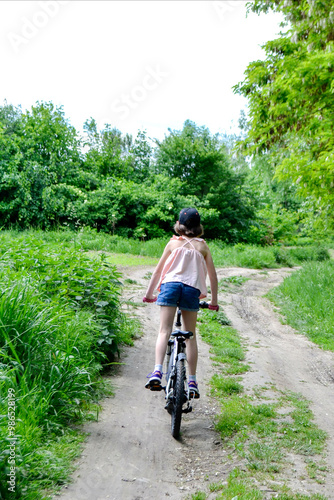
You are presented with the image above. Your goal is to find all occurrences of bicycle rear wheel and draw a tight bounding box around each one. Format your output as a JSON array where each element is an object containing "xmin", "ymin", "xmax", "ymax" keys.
[{"xmin": 171, "ymin": 358, "xmax": 186, "ymax": 439}]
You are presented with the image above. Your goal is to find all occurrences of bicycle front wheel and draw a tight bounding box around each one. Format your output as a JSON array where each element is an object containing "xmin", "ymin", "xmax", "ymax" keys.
[{"xmin": 171, "ymin": 358, "xmax": 186, "ymax": 439}]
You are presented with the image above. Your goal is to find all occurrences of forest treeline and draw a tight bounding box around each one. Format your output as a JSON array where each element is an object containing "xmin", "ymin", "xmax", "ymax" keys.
[
  {"xmin": 1, "ymin": 0, "xmax": 334, "ymax": 244},
  {"xmin": 0, "ymin": 102, "xmax": 259, "ymax": 243},
  {"xmin": 0, "ymin": 101, "xmax": 314, "ymax": 244}
]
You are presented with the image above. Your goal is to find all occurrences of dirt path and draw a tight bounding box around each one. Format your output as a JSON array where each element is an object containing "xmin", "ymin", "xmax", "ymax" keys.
[{"xmin": 54, "ymin": 266, "xmax": 334, "ymax": 500}]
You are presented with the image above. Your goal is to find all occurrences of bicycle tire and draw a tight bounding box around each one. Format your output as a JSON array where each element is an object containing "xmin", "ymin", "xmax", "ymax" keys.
[{"xmin": 171, "ymin": 358, "xmax": 185, "ymax": 439}]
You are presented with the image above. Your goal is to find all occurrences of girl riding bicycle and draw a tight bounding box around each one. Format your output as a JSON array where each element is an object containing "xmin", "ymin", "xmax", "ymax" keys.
[{"xmin": 143, "ymin": 208, "xmax": 219, "ymax": 398}]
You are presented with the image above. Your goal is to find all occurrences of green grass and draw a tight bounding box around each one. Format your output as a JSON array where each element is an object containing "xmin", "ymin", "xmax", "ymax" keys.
[
  {"xmin": 188, "ymin": 492, "xmax": 207, "ymax": 500},
  {"xmin": 306, "ymin": 460, "xmax": 328, "ymax": 483},
  {"xmin": 1, "ymin": 229, "xmax": 330, "ymax": 269},
  {"xmin": 277, "ymin": 391, "xmax": 327, "ymax": 456},
  {"xmin": 202, "ymin": 472, "xmax": 328, "ymax": 500},
  {"xmin": 218, "ymin": 275, "xmax": 250, "ymax": 291},
  {"xmin": 215, "ymin": 395, "xmax": 277, "ymax": 438},
  {"xmin": 275, "ymin": 494, "xmax": 327, "ymax": 500},
  {"xmin": 210, "ymin": 242, "xmax": 280, "ymax": 268},
  {"xmin": 209, "ymin": 374, "xmax": 243, "ymax": 397},
  {"xmin": 215, "ymin": 471, "xmax": 264, "ymax": 499},
  {"xmin": 18, "ymin": 429, "xmax": 86, "ymax": 499},
  {"xmin": 198, "ymin": 310, "xmax": 247, "ymax": 375},
  {"xmin": 197, "ymin": 308, "xmax": 329, "ymax": 500},
  {"xmin": 101, "ymin": 252, "xmax": 158, "ymax": 267},
  {"xmin": 0, "ymin": 232, "xmax": 139, "ymax": 499},
  {"xmin": 268, "ymin": 260, "xmax": 334, "ymax": 350},
  {"xmin": 2, "ymin": 228, "xmax": 166, "ymax": 259},
  {"xmin": 209, "ymin": 241, "xmax": 330, "ymax": 269}
]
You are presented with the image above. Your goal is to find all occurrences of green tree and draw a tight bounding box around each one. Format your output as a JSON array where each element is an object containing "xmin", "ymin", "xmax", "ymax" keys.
[
  {"xmin": 0, "ymin": 102, "xmax": 36, "ymax": 226},
  {"xmin": 0, "ymin": 102, "xmax": 265, "ymax": 241},
  {"xmin": 76, "ymin": 175, "xmax": 189, "ymax": 238},
  {"xmin": 0, "ymin": 101, "xmax": 84, "ymax": 228},
  {"xmin": 83, "ymin": 119, "xmax": 133, "ymax": 179},
  {"xmin": 155, "ymin": 120, "xmax": 230, "ymax": 198},
  {"xmin": 235, "ymin": 0, "xmax": 334, "ymax": 219},
  {"xmin": 129, "ymin": 130, "xmax": 153, "ymax": 183},
  {"xmin": 21, "ymin": 101, "xmax": 82, "ymax": 184},
  {"xmin": 154, "ymin": 120, "xmax": 257, "ymax": 242}
]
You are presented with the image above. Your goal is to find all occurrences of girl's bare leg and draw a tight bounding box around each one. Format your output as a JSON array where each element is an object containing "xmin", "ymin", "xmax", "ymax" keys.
[
  {"xmin": 180, "ymin": 310, "xmax": 198, "ymax": 375},
  {"xmin": 155, "ymin": 306, "xmax": 177, "ymax": 366}
]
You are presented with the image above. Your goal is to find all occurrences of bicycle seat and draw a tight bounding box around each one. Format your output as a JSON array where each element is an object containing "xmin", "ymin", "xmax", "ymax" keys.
[{"xmin": 171, "ymin": 330, "xmax": 193, "ymax": 339}]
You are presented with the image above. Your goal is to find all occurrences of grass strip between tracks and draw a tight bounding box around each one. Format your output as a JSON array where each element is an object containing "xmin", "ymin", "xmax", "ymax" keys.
[{"xmin": 191, "ymin": 279, "xmax": 329, "ymax": 500}]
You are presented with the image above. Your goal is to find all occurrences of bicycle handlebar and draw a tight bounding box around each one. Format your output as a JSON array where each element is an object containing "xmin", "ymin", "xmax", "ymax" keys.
[
  {"xmin": 200, "ymin": 301, "xmax": 219, "ymax": 311},
  {"xmin": 142, "ymin": 298, "xmax": 219, "ymax": 311},
  {"xmin": 199, "ymin": 301, "xmax": 209, "ymax": 309},
  {"xmin": 143, "ymin": 297, "xmax": 157, "ymax": 303}
]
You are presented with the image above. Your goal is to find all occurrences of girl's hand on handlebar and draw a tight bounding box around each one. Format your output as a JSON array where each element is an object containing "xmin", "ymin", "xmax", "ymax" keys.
[
  {"xmin": 143, "ymin": 296, "xmax": 157, "ymax": 303},
  {"xmin": 199, "ymin": 301, "xmax": 219, "ymax": 311}
]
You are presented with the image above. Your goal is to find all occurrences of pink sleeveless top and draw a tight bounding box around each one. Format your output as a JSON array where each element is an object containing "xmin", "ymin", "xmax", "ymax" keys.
[{"xmin": 158, "ymin": 236, "xmax": 208, "ymax": 299}]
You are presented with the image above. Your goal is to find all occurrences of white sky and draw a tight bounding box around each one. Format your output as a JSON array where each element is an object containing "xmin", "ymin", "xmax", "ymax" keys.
[{"xmin": 0, "ymin": 1, "xmax": 283, "ymax": 141}]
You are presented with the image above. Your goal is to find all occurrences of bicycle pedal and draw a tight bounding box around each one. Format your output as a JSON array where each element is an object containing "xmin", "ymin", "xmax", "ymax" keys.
[
  {"xmin": 151, "ymin": 385, "xmax": 164, "ymax": 392},
  {"xmin": 145, "ymin": 381, "xmax": 164, "ymax": 391},
  {"xmin": 189, "ymin": 391, "xmax": 200, "ymax": 400}
]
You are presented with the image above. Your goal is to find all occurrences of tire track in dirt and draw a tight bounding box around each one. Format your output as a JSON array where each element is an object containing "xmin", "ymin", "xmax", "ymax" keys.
[
  {"xmin": 53, "ymin": 266, "xmax": 334, "ymax": 500},
  {"xmin": 220, "ymin": 267, "xmax": 334, "ymax": 498}
]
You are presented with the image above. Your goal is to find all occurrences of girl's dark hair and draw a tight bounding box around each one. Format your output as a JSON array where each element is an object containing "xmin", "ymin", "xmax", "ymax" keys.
[{"xmin": 174, "ymin": 222, "xmax": 204, "ymax": 237}]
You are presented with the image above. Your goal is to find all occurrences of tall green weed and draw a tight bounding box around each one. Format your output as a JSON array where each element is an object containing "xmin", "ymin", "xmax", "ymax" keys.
[
  {"xmin": 268, "ymin": 260, "xmax": 334, "ymax": 350},
  {"xmin": 0, "ymin": 232, "xmax": 137, "ymax": 499},
  {"xmin": 209, "ymin": 241, "xmax": 330, "ymax": 268},
  {"xmin": 3, "ymin": 229, "xmax": 330, "ymax": 269}
]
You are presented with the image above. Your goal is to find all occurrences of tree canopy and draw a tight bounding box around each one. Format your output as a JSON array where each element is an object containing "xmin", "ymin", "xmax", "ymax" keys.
[
  {"xmin": 235, "ymin": 0, "xmax": 334, "ymax": 219},
  {"xmin": 0, "ymin": 103, "xmax": 259, "ymax": 243}
]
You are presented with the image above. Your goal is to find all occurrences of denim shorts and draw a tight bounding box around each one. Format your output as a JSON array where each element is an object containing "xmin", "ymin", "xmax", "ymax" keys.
[{"xmin": 157, "ymin": 282, "xmax": 201, "ymax": 311}]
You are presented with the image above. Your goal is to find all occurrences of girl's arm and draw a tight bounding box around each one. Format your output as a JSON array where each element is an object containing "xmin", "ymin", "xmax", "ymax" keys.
[
  {"xmin": 144, "ymin": 242, "xmax": 172, "ymax": 300},
  {"xmin": 205, "ymin": 249, "xmax": 218, "ymax": 307}
]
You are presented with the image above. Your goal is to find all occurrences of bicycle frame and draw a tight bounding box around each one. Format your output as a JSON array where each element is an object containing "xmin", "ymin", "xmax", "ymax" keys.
[
  {"xmin": 146, "ymin": 301, "xmax": 209, "ymax": 438},
  {"xmin": 164, "ymin": 311, "xmax": 195, "ymax": 418}
]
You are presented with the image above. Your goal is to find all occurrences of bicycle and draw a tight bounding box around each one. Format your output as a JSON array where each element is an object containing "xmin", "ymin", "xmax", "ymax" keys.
[{"xmin": 146, "ymin": 300, "xmax": 210, "ymax": 439}]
